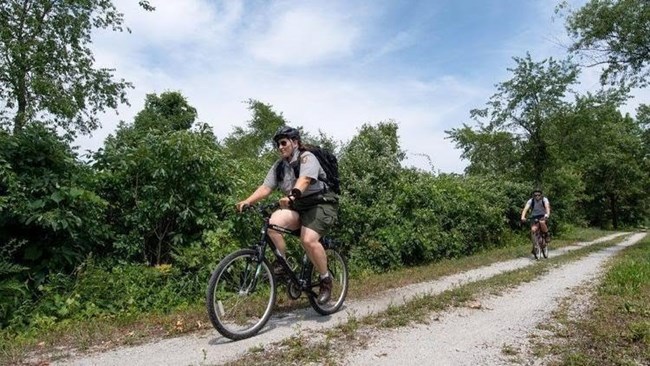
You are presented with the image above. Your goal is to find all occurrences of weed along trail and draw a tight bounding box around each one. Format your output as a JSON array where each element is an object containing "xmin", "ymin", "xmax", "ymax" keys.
[
  {"xmin": 54, "ymin": 232, "xmax": 632, "ymax": 366},
  {"xmin": 341, "ymin": 232, "xmax": 647, "ymax": 366}
]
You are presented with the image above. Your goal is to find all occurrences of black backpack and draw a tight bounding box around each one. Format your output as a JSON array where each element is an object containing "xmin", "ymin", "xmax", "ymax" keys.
[
  {"xmin": 276, "ymin": 146, "xmax": 341, "ymax": 195},
  {"xmin": 531, "ymin": 196, "xmax": 546, "ymax": 210}
]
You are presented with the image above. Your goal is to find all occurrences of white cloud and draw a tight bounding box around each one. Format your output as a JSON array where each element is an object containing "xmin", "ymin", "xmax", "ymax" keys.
[
  {"xmin": 246, "ymin": 5, "xmax": 360, "ymax": 66},
  {"xmin": 81, "ymin": 0, "xmax": 633, "ymax": 175},
  {"xmin": 115, "ymin": 0, "xmax": 238, "ymax": 46}
]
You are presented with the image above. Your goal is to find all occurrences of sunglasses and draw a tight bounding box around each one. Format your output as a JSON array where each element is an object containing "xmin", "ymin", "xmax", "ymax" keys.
[
  {"xmin": 277, "ymin": 140, "xmax": 291, "ymax": 148},
  {"xmin": 534, "ymin": 193, "xmax": 541, "ymax": 197}
]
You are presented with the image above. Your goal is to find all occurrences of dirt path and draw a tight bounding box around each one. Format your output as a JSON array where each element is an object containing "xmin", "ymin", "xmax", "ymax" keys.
[
  {"xmin": 342, "ymin": 232, "xmax": 647, "ymax": 366},
  {"xmin": 54, "ymin": 232, "xmax": 636, "ymax": 366}
]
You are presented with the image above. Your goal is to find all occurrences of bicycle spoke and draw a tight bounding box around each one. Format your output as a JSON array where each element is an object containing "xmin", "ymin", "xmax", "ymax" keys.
[{"xmin": 207, "ymin": 250, "xmax": 276, "ymax": 340}]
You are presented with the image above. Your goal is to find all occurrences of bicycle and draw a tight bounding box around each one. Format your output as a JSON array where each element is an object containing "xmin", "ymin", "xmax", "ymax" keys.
[
  {"xmin": 529, "ymin": 218, "xmax": 549, "ymax": 260},
  {"xmin": 206, "ymin": 202, "xmax": 349, "ymax": 341}
]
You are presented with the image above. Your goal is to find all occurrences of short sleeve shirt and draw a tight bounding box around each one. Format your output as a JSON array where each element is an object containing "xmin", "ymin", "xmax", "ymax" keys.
[
  {"xmin": 526, "ymin": 197, "xmax": 550, "ymax": 217},
  {"xmin": 262, "ymin": 148, "xmax": 326, "ymax": 196}
]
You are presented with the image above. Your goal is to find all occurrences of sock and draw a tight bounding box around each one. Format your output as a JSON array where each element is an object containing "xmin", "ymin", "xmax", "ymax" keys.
[{"xmin": 319, "ymin": 272, "xmax": 330, "ymax": 280}]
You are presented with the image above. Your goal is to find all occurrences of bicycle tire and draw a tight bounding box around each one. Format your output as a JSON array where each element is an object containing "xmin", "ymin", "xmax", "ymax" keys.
[
  {"xmin": 532, "ymin": 233, "xmax": 541, "ymax": 260},
  {"xmin": 206, "ymin": 249, "xmax": 276, "ymax": 340},
  {"xmin": 542, "ymin": 240, "xmax": 549, "ymax": 259},
  {"xmin": 307, "ymin": 248, "xmax": 349, "ymax": 315}
]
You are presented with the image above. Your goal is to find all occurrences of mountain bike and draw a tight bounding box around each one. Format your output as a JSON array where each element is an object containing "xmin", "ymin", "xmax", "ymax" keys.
[
  {"xmin": 530, "ymin": 218, "xmax": 549, "ymax": 260},
  {"xmin": 206, "ymin": 203, "xmax": 349, "ymax": 341}
]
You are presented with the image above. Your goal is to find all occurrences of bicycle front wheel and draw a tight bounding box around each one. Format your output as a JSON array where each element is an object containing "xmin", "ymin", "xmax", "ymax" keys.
[
  {"xmin": 542, "ymin": 241, "xmax": 549, "ymax": 259},
  {"xmin": 532, "ymin": 233, "xmax": 541, "ymax": 260},
  {"xmin": 206, "ymin": 249, "xmax": 276, "ymax": 340},
  {"xmin": 308, "ymin": 248, "xmax": 349, "ymax": 315}
]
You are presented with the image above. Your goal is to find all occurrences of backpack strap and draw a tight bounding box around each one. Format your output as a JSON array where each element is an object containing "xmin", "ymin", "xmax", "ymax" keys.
[
  {"xmin": 294, "ymin": 150, "xmax": 331, "ymax": 195},
  {"xmin": 531, "ymin": 196, "xmax": 546, "ymax": 210}
]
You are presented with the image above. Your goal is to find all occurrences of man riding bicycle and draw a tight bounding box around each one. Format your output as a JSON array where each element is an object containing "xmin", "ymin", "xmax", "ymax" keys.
[
  {"xmin": 520, "ymin": 188, "xmax": 551, "ymax": 255},
  {"xmin": 236, "ymin": 126, "xmax": 338, "ymax": 304}
]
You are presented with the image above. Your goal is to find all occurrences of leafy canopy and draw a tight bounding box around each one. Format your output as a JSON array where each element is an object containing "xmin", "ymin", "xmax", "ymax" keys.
[
  {"xmin": 559, "ymin": 0, "xmax": 650, "ymax": 87},
  {"xmin": 0, "ymin": 0, "xmax": 153, "ymax": 135}
]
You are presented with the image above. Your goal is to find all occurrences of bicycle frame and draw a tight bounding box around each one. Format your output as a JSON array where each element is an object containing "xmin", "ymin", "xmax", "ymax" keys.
[
  {"xmin": 529, "ymin": 218, "xmax": 546, "ymax": 242},
  {"xmin": 248, "ymin": 205, "xmax": 321, "ymax": 298}
]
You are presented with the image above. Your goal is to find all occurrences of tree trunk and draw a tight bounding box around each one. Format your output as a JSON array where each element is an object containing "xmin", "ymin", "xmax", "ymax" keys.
[
  {"xmin": 13, "ymin": 75, "xmax": 28, "ymax": 133},
  {"xmin": 609, "ymin": 194, "xmax": 619, "ymax": 229}
]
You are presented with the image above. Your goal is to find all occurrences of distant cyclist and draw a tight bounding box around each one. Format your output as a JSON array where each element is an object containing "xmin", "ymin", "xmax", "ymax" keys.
[{"xmin": 520, "ymin": 188, "xmax": 551, "ymax": 254}]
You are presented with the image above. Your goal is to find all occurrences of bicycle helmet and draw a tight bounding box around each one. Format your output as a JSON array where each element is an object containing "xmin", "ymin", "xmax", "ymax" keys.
[
  {"xmin": 532, "ymin": 188, "xmax": 543, "ymax": 195},
  {"xmin": 273, "ymin": 126, "xmax": 300, "ymax": 145}
]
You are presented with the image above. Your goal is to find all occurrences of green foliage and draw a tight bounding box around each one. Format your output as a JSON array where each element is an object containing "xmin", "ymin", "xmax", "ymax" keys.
[
  {"xmin": 560, "ymin": 0, "xmax": 650, "ymax": 87},
  {"xmin": 223, "ymin": 99, "xmax": 288, "ymax": 160},
  {"xmin": 93, "ymin": 92, "xmax": 236, "ymax": 265},
  {"xmin": 447, "ymin": 53, "xmax": 649, "ymax": 230},
  {"xmin": 551, "ymin": 91, "xmax": 648, "ymax": 229},
  {"xmin": 19, "ymin": 259, "xmax": 201, "ymax": 328},
  {"xmin": 0, "ymin": 260, "xmax": 28, "ymax": 328},
  {"xmin": 446, "ymin": 124, "xmax": 522, "ymax": 177},
  {"xmin": 133, "ymin": 92, "xmax": 198, "ymax": 132},
  {"xmin": 0, "ymin": 124, "xmax": 109, "ymax": 281},
  {"xmin": 461, "ymin": 54, "xmax": 579, "ymax": 185},
  {"xmin": 336, "ymin": 122, "xmax": 519, "ymax": 272},
  {"xmin": 0, "ymin": 0, "xmax": 152, "ymax": 134}
]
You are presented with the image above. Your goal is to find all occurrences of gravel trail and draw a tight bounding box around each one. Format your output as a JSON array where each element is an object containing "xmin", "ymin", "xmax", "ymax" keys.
[
  {"xmin": 342, "ymin": 232, "xmax": 646, "ymax": 366},
  {"xmin": 54, "ymin": 232, "xmax": 636, "ymax": 366}
]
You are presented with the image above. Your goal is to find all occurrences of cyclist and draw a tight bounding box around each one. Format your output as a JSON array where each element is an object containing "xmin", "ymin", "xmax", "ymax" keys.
[
  {"xmin": 236, "ymin": 126, "xmax": 339, "ymax": 304},
  {"xmin": 520, "ymin": 188, "xmax": 551, "ymax": 255}
]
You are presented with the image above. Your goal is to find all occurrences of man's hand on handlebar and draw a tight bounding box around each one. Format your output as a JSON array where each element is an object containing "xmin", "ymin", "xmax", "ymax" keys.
[
  {"xmin": 236, "ymin": 201, "xmax": 250, "ymax": 213},
  {"xmin": 278, "ymin": 196, "xmax": 292, "ymax": 209}
]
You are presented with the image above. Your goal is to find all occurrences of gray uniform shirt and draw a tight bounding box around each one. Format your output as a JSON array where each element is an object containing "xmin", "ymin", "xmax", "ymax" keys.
[
  {"xmin": 527, "ymin": 197, "xmax": 550, "ymax": 217},
  {"xmin": 262, "ymin": 148, "xmax": 327, "ymax": 196}
]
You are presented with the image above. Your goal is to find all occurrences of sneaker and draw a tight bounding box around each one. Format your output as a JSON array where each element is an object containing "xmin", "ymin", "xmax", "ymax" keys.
[{"xmin": 317, "ymin": 275, "xmax": 333, "ymax": 304}]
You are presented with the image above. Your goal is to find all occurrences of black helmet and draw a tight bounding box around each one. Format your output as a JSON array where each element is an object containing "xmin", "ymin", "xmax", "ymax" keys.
[
  {"xmin": 532, "ymin": 188, "xmax": 543, "ymax": 195},
  {"xmin": 273, "ymin": 126, "xmax": 300, "ymax": 144}
]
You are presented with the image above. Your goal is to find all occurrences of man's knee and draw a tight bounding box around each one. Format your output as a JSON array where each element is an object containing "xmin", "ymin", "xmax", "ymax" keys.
[{"xmin": 270, "ymin": 210, "xmax": 299, "ymax": 228}]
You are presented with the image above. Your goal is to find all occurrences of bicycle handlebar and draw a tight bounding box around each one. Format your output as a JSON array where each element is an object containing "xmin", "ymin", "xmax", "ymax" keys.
[{"xmin": 240, "ymin": 202, "xmax": 280, "ymax": 217}]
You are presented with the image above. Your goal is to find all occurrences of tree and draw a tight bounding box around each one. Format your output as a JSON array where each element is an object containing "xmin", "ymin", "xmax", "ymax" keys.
[
  {"xmin": 549, "ymin": 90, "xmax": 648, "ymax": 228},
  {"xmin": 94, "ymin": 92, "xmax": 234, "ymax": 265},
  {"xmin": 448, "ymin": 54, "xmax": 579, "ymax": 185},
  {"xmin": 222, "ymin": 99, "xmax": 289, "ymax": 159},
  {"xmin": 446, "ymin": 124, "xmax": 522, "ymax": 177},
  {"xmin": 133, "ymin": 92, "xmax": 197, "ymax": 132},
  {"xmin": 0, "ymin": 0, "xmax": 153, "ymax": 135},
  {"xmin": 560, "ymin": 0, "xmax": 650, "ymax": 87},
  {"xmin": 0, "ymin": 124, "xmax": 109, "ymax": 284},
  {"xmin": 638, "ymin": 104, "xmax": 650, "ymax": 159}
]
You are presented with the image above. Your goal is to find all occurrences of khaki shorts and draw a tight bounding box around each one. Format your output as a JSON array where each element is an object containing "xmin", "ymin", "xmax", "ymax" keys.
[{"xmin": 293, "ymin": 192, "xmax": 338, "ymax": 236}]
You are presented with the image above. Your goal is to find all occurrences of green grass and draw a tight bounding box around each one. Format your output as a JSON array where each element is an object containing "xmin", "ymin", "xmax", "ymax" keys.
[
  {"xmin": 0, "ymin": 227, "xmax": 617, "ymax": 365},
  {"xmin": 537, "ymin": 236, "xmax": 650, "ymax": 366}
]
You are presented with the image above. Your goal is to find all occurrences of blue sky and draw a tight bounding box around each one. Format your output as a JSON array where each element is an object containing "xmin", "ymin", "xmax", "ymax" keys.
[{"xmin": 78, "ymin": 0, "xmax": 646, "ymax": 173}]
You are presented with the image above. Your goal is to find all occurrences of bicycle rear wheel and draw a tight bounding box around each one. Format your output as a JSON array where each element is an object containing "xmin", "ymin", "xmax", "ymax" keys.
[
  {"xmin": 206, "ymin": 249, "xmax": 276, "ymax": 340},
  {"xmin": 307, "ymin": 248, "xmax": 349, "ymax": 315}
]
